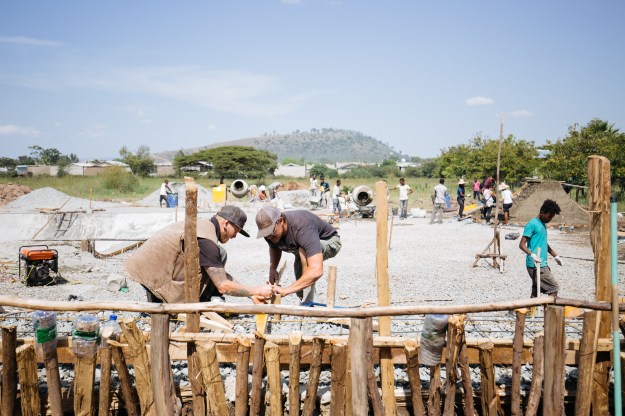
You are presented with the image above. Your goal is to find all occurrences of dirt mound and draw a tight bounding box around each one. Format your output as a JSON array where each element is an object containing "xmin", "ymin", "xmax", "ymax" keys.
[
  {"xmin": 0, "ymin": 184, "xmax": 32, "ymax": 206},
  {"xmin": 510, "ymin": 180, "xmax": 589, "ymax": 225},
  {"xmin": 284, "ymin": 181, "xmax": 305, "ymax": 191}
]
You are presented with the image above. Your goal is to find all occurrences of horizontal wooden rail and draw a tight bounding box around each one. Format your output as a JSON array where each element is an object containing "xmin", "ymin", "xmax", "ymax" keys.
[{"xmin": 0, "ymin": 295, "xmax": 620, "ymax": 317}]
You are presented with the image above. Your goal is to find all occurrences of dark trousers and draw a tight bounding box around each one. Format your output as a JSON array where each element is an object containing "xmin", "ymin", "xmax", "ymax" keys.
[{"xmin": 457, "ymin": 196, "xmax": 465, "ymax": 217}]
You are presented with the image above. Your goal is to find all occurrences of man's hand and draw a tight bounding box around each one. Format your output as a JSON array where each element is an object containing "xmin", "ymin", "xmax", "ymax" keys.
[
  {"xmin": 554, "ymin": 255, "xmax": 563, "ymax": 266},
  {"xmin": 250, "ymin": 295, "xmax": 267, "ymax": 304},
  {"xmin": 257, "ymin": 283, "xmax": 274, "ymax": 299},
  {"xmin": 272, "ymin": 285, "xmax": 288, "ymax": 297},
  {"xmin": 531, "ymin": 253, "xmax": 540, "ymax": 264}
]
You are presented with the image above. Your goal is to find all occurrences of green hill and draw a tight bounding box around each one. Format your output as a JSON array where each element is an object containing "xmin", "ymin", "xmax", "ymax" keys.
[{"xmin": 152, "ymin": 128, "xmax": 405, "ymax": 163}]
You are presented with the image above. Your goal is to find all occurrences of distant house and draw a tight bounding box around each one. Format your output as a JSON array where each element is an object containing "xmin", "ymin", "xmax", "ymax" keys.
[
  {"xmin": 67, "ymin": 161, "xmax": 131, "ymax": 176},
  {"xmin": 180, "ymin": 161, "xmax": 213, "ymax": 173},
  {"xmin": 16, "ymin": 165, "xmax": 58, "ymax": 177},
  {"xmin": 396, "ymin": 160, "xmax": 419, "ymax": 171},
  {"xmin": 154, "ymin": 161, "xmax": 174, "ymax": 176}
]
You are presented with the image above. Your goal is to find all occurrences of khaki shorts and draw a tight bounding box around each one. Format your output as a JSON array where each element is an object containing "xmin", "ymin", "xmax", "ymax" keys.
[{"xmin": 527, "ymin": 266, "xmax": 560, "ymax": 296}]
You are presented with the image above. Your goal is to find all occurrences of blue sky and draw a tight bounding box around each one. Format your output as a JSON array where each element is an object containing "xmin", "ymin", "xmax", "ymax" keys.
[{"xmin": 1, "ymin": 1, "xmax": 624, "ymax": 161}]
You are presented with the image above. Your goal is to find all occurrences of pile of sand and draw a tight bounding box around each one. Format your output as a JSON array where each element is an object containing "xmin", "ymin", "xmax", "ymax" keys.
[
  {"xmin": 283, "ymin": 181, "xmax": 305, "ymax": 191},
  {"xmin": 0, "ymin": 184, "xmax": 32, "ymax": 206}
]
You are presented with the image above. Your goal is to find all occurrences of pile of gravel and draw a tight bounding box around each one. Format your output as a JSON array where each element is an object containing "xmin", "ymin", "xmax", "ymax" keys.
[{"xmin": 6, "ymin": 187, "xmax": 121, "ymax": 211}]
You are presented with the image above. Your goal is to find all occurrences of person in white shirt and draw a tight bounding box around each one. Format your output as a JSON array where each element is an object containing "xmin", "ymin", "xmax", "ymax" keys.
[
  {"xmin": 393, "ymin": 178, "xmax": 413, "ymax": 219},
  {"xmin": 500, "ymin": 183, "xmax": 514, "ymax": 225},
  {"xmin": 482, "ymin": 184, "xmax": 495, "ymax": 223},
  {"xmin": 159, "ymin": 179, "xmax": 172, "ymax": 207},
  {"xmin": 332, "ymin": 180, "xmax": 343, "ymax": 217},
  {"xmin": 309, "ymin": 175, "xmax": 318, "ymax": 197},
  {"xmin": 430, "ymin": 178, "xmax": 447, "ymax": 224}
]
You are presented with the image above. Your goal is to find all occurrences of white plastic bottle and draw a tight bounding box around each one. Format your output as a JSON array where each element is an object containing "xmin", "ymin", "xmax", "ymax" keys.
[
  {"xmin": 419, "ymin": 314, "xmax": 449, "ymax": 366},
  {"xmin": 100, "ymin": 314, "xmax": 122, "ymax": 347}
]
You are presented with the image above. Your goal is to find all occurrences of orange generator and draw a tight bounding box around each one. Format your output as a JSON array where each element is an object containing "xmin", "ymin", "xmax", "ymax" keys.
[{"xmin": 18, "ymin": 245, "xmax": 59, "ymax": 286}]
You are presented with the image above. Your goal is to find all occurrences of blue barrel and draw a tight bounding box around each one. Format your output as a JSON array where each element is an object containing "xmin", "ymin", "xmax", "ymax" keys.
[
  {"xmin": 167, "ymin": 193, "xmax": 178, "ymax": 208},
  {"xmin": 445, "ymin": 193, "xmax": 450, "ymax": 208}
]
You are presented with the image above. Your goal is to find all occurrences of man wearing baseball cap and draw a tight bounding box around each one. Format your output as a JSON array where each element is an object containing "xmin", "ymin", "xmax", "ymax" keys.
[
  {"xmin": 256, "ymin": 206, "xmax": 342, "ymax": 303},
  {"xmin": 126, "ymin": 205, "xmax": 273, "ymax": 304}
]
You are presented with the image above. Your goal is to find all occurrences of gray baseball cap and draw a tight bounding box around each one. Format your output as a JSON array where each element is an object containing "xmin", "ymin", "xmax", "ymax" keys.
[
  {"xmin": 216, "ymin": 205, "xmax": 250, "ymax": 237},
  {"xmin": 255, "ymin": 206, "xmax": 281, "ymax": 239}
]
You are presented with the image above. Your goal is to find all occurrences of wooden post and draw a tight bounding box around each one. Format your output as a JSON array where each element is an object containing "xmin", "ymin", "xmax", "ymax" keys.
[
  {"xmin": 345, "ymin": 338, "xmax": 353, "ymax": 416},
  {"xmin": 197, "ymin": 341, "xmax": 229, "ymax": 416},
  {"xmin": 511, "ymin": 309, "xmax": 527, "ymax": 416},
  {"xmin": 575, "ymin": 310, "xmax": 600, "ymax": 416},
  {"xmin": 478, "ymin": 342, "xmax": 501, "ymax": 416},
  {"xmin": 250, "ymin": 332, "xmax": 266, "ymax": 416},
  {"xmin": 98, "ymin": 346, "xmax": 112, "ymax": 416},
  {"xmin": 234, "ymin": 336, "xmax": 251, "ymax": 416},
  {"xmin": 1, "ymin": 326, "xmax": 17, "ymax": 416},
  {"xmin": 265, "ymin": 342, "xmax": 283, "ymax": 416},
  {"xmin": 543, "ymin": 306, "xmax": 565, "ymax": 416},
  {"xmin": 458, "ymin": 339, "xmax": 475, "ymax": 416},
  {"xmin": 330, "ymin": 343, "xmax": 347, "ymax": 416},
  {"xmin": 111, "ymin": 346, "xmax": 138, "ymax": 416},
  {"xmin": 375, "ymin": 181, "xmax": 396, "ymax": 416},
  {"xmin": 524, "ymin": 335, "xmax": 544, "ymax": 416},
  {"xmin": 587, "ymin": 155, "xmax": 611, "ymax": 415},
  {"xmin": 16, "ymin": 344, "xmax": 40, "ymax": 416},
  {"xmin": 120, "ymin": 318, "xmax": 155, "ymax": 416},
  {"xmin": 366, "ymin": 317, "xmax": 385, "ymax": 416},
  {"xmin": 443, "ymin": 315, "xmax": 465, "ymax": 416},
  {"xmin": 302, "ymin": 338, "xmax": 325, "ymax": 416},
  {"xmin": 43, "ymin": 343, "xmax": 63, "ymax": 416},
  {"xmin": 150, "ymin": 313, "xmax": 177, "ymax": 416},
  {"xmin": 327, "ymin": 265, "xmax": 337, "ymax": 309},
  {"xmin": 405, "ymin": 344, "xmax": 426, "ymax": 416},
  {"xmin": 428, "ymin": 365, "xmax": 442, "ymax": 416},
  {"xmin": 183, "ymin": 177, "xmax": 205, "ymax": 416},
  {"xmin": 289, "ymin": 332, "xmax": 302, "ymax": 416},
  {"xmin": 349, "ymin": 317, "xmax": 369, "ymax": 415},
  {"xmin": 74, "ymin": 353, "xmax": 97, "ymax": 416}
]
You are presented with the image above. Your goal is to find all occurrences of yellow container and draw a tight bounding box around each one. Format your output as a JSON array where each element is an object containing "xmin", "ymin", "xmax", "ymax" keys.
[{"xmin": 212, "ymin": 184, "xmax": 226, "ymax": 203}]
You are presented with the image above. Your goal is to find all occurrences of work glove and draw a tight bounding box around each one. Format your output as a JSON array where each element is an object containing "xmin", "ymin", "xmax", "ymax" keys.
[
  {"xmin": 531, "ymin": 253, "xmax": 540, "ymax": 264},
  {"xmin": 554, "ymin": 255, "xmax": 563, "ymax": 266}
]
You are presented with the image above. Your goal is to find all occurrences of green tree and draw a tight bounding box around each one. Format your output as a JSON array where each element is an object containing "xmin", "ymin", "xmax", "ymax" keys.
[
  {"xmin": 175, "ymin": 146, "xmax": 277, "ymax": 179},
  {"xmin": 309, "ymin": 163, "xmax": 338, "ymax": 178},
  {"xmin": 119, "ymin": 145, "xmax": 155, "ymax": 177}
]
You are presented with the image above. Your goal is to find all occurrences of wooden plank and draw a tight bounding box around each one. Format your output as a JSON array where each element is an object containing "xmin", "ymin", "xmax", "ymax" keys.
[
  {"xmin": 302, "ymin": 338, "xmax": 325, "ymax": 416},
  {"xmin": 478, "ymin": 342, "xmax": 502, "ymax": 416},
  {"xmin": 149, "ymin": 313, "xmax": 177, "ymax": 416},
  {"xmin": 197, "ymin": 341, "xmax": 228, "ymax": 416},
  {"xmin": 111, "ymin": 346, "xmax": 138, "ymax": 416},
  {"xmin": 349, "ymin": 318, "xmax": 369, "ymax": 415},
  {"xmin": 98, "ymin": 346, "xmax": 112, "ymax": 416},
  {"xmin": 575, "ymin": 310, "xmax": 599, "ymax": 416},
  {"xmin": 427, "ymin": 365, "xmax": 441, "ymax": 416},
  {"xmin": 234, "ymin": 336, "xmax": 251, "ymax": 416},
  {"xmin": 405, "ymin": 344, "xmax": 426, "ymax": 416},
  {"xmin": 73, "ymin": 353, "xmax": 96, "ymax": 416},
  {"xmin": 443, "ymin": 315, "xmax": 465, "ymax": 416},
  {"xmin": 524, "ymin": 335, "xmax": 544, "ymax": 416},
  {"xmin": 249, "ymin": 332, "xmax": 266, "ymax": 415},
  {"xmin": 289, "ymin": 332, "xmax": 302, "ymax": 416},
  {"xmin": 120, "ymin": 318, "xmax": 155, "ymax": 416},
  {"xmin": 330, "ymin": 343, "xmax": 347, "ymax": 416},
  {"xmin": 510, "ymin": 309, "xmax": 526, "ymax": 416},
  {"xmin": 543, "ymin": 306, "xmax": 565, "ymax": 416},
  {"xmin": 458, "ymin": 337, "xmax": 475, "ymax": 416},
  {"xmin": 327, "ymin": 265, "xmax": 337, "ymax": 309},
  {"xmin": 365, "ymin": 317, "xmax": 384, "ymax": 416},
  {"xmin": 16, "ymin": 344, "xmax": 40, "ymax": 416},
  {"xmin": 1, "ymin": 326, "xmax": 17, "ymax": 416},
  {"xmin": 265, "ymin": 342, "xmax": 283, "ymax": 416},
  {"xmin": 43, "ymin": 342, "xmax": 64, "ymax": 416}
]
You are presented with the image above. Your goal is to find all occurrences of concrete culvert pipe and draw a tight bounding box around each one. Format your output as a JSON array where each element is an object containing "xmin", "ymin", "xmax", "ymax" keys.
[
  {"xmin": 230, "ymin": 180, "xmax": 249, "ymax": 198},
  {"xmin": 352, "ymin": 185, "xmax": 373, "ymax": 206}
]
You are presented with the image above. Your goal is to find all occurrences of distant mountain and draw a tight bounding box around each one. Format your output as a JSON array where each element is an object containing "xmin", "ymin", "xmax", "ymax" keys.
[{"xmin": 152, "ymin": 128, "xmax": 406, "ymax": 163}]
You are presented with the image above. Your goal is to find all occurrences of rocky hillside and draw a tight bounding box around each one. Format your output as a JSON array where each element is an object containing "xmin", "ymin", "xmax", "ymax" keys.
[{"xmin": 153, "ymin": 128, "xmax": 405, "ymax": 163}]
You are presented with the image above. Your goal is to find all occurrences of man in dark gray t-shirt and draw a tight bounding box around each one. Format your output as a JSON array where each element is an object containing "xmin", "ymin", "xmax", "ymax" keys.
[{"xmin": 256, "ymin": 207, "xmax": 342, "ymax": 302}]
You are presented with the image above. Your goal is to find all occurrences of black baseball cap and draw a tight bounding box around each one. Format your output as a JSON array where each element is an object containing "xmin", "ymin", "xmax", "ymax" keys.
[{"xmin": 216, "ymin": 205, "xmax": 250, "ymax": 237}]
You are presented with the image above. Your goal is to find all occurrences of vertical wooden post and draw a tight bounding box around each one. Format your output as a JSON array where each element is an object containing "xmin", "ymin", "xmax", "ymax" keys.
[
  {"xmin": 365, "ymin": 317, "xmax": 385, "ymax": 416},
  {"xmin": 197, "ymin": 341, "xmax": 229, "ymax": 416},
  {"xmin": 478, "ymin": 342, "xmax": 501, "ymax": 416},
  {"xmin": 428, "ymin": 365, "xmax": 442, "ymax": 416},
  {"xmin": 289, "ymin": 332, "xmax": 302, "ymax": 416},
  {"xmin": 265, "ymin": 342, "xmax": 283, "ymax": 416},
  {"xmin": 234, "ymin": 336, "xmax": 251, "ymax": 416},
  {"xmin": 1, "ymin": 326, "xmax": 17, "ymax": 416},
  {"xmin": 16, "ymin": 344, "xmax": 40, "ymax": 416},
  {"xmin": 150, "ymin": 313, "xmax": 177, "ymax": 416},
  {"xmin": 375, "ymin": 181, "xmax": 396, "ymax": 416},
  {"xmin": 524, "ymin": 335, "xmax": 544, "ymax": 416},
  {"xmin": 587, "ymin": 155, "xmax": 611, "ymax": 414},
  {"xmin": 349, "ymin": 317, "xmax": 369, "ymax": 415},
  {"xmin": 458, "ymin": 340, "xmax": 475, "ymax": 416},
  {"xmin": 543, "ymin": 306, "xmax": 565, "ymax": 416},
  {"xmin": 74, "ymin": 354, "xmax": 97, "ymax": 416},
  {"xmin": 330, "ymin": 344, "xmax": 347, "ymax": 416},
  {"xmin": 250, "ymin": 332, "xmax": 266, "ymax": 416},
  {"xmin": 575, "ymin": 310, "xmax": 600, "ymax": 416},
  {"xmin": 98, "ymin": 346, "xmax": 112, "ymax": 416},
  {"xmin": 302, "ymin": 338, "xmax": 325, "ymax": 416},
  {"xmin": 327, "ymin": 265, "xmax": 337, "ymax": 309},
  {"xmin": 405, "ymin": 344, "xmax": 426, "ymax": 416},
  {"xmin": 511, "ymin": 309, "xmax": 527, "ymax": 416},
  {"xmin": 111, "ymin": 346, "xmax": 138, "ymax": 416},
  {"xmin": 120, "ymin": 318, "xmax": 155, "ymax": 415},
  {"xmin": 183, "ymin": 177, "xmax": 205, "ymax": 416},
  {"xmin": 345, "ymin": 339, "xmax": 353, "ymax": 416},
  {"xmin": 443, "ymin": 315, "xmax": 465, "ymax": 416},
  {"xmin": 43, "ymin": 343, "xmax": 63, "ymax": 416}
]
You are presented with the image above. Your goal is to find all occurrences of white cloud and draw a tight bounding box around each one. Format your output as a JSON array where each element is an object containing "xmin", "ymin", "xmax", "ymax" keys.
[
  {"xmin": 508, "ymin": 110, "xmax": 532, "ymax": 118},
  {"xmin": 79, "ymin": 124, "xmax": 106, "ymax": 138},
  {"xmin": 465, "ymin": 96, "xmax": 494, "ymax": 106},
  {"xmin": 0, "ymin": 124, "xmax": 40, "ymax": 136},
  {"xmin": 0, "ymin": 36, "xmax": 63, "ymax": 46}
]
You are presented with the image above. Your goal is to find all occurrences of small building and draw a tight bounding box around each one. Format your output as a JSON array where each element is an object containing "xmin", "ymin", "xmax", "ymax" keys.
[
  {"xmin": 180, "ymin": 161, "xmax": 213, "ymax": 173},
  {"xmin": 16, "ymin": 165, "xmax": 58, "ymax": 176},
  {"xmin": 154, "ymin": 162, "xmax": 174, "ymax": 176},
  {"xmin": 67, "ymin": 161, "xmax": 131, "ymax": 176}
]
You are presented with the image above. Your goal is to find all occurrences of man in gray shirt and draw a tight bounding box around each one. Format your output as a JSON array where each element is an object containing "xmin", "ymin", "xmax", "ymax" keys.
[
  {"xmin": 256, "ymin": 206, "xmax": 342, "ymax": 303},
  {"xmin": 430, "ymin": 178, "xmax": 447, "ymax": 224}
]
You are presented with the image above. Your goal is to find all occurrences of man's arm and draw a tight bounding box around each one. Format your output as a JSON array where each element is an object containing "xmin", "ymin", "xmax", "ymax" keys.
[
  {"xmin": 273, "ymin": 249, "xmax": 323, "ymax": 297},
  {"xmin": 205, "ymin": 267, "xmax": 273, "ymax": 299},
  {"xmin": 519, "ymin": 236, "xmax": 533, "ymax": 256},
  {"xmin": 268, "ymin": 246, "xmax": 283, "ymax": 284}
]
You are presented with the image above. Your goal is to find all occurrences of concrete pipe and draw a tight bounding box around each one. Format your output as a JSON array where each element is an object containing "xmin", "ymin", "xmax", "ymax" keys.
[
  {"xmin": 230, "ymin": 179, "xmax": 249, "ymax": 198},
  {"xmin": 352, "ymin": 185, "xmax": 373, "ymax": 206}
]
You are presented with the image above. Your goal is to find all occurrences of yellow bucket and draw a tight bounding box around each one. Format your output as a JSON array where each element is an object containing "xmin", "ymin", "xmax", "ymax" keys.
[{"xmin": 212, "ymin": 184, "xmax": 226, "ymax": 203}]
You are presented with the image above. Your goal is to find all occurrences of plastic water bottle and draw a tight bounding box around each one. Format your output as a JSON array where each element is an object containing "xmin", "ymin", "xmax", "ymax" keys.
[
  {"xmin": 100, "ymin": 314, "xmax": 122, "ymax": 347},
  {"xmin": 73, "ymin": 314, "xmax": 100, "ymax": 357},
  {"xmin": 32, "ymin": 310, "xmax": 58, "ymax": 356},
  {"xmin": 419, "ymin": 314, "xmax": 449, "ymax": 366}
]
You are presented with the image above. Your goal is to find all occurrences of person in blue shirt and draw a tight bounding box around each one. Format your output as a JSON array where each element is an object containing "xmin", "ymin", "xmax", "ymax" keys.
[{"xmin": 519, "ymin": 199, "xmax": 563, "ymax": 297}]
